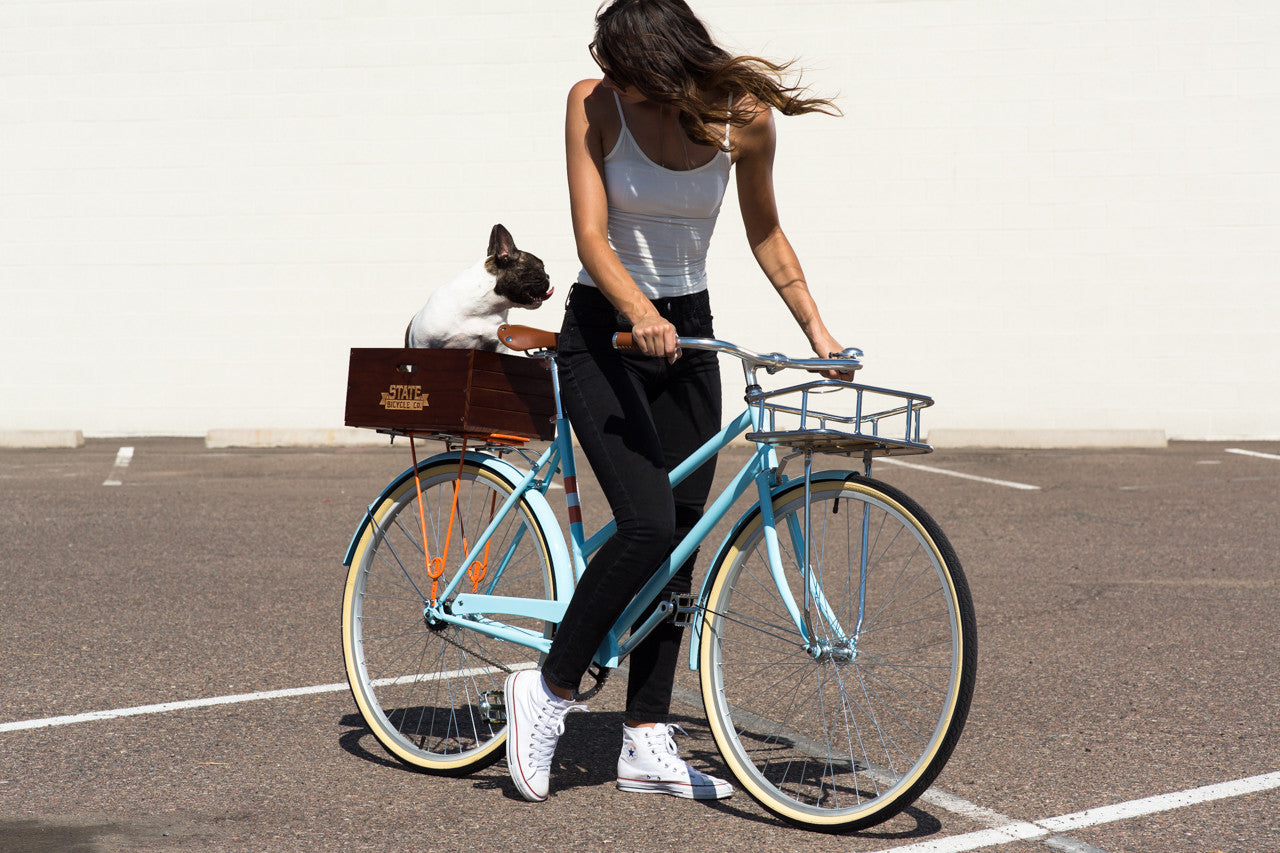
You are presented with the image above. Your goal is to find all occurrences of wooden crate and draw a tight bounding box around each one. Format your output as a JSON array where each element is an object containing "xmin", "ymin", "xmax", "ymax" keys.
[{"xmin": 345, "ymin": 348, "xmax": 555, "ymax": 441}]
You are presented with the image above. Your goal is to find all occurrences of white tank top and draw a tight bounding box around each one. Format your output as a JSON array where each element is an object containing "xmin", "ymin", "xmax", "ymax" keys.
[{"xmin": 577, "ymin": 91, "xmax": 733, "ymax": 299}]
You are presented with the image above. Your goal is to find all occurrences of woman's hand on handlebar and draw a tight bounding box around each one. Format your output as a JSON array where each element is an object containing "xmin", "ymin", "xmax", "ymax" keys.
[
  {"xmin": 811, "ymin": 330, "xmax": 857, "ymax": 381},
  {"xmin": 630, "ymin": 311, "xmax": 681, "ymax": 363}
]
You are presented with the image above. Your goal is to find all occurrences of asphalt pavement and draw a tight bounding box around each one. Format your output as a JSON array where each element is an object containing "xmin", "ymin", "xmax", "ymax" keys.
[{"xmin": 1, "ymin": 438, "xmax": 1278, "ymax": 852}]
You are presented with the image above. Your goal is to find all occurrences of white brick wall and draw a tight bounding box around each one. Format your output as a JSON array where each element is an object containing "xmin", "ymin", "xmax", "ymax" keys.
[{"xmin": 3, "ymin": 1, "xmax": 1277, "ymax": 441}]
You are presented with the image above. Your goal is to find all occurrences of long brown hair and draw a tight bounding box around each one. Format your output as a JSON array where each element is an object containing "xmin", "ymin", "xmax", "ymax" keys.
[{"xmin": 590, "ymin": 0, "xmax": 839, "ymax": 152}]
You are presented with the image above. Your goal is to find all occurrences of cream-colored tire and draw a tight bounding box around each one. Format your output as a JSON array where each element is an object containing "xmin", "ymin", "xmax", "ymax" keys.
[
  {"xmin": 698, "ymin": 475, "xmax": 976, "ymax": 830},
  {"xmin": 342, "ymin": 458, "xmax": 555, "ymax": 774}
]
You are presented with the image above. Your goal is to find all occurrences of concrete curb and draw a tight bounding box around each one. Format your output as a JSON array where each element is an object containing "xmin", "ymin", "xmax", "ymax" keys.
[
  {"xmin": 0, "ymin": 431, "xmax": 85, "ymax": 449},
  {"xmin": 204, "ymin": 428, "xmax": 390, "ymax": 449},
  {"xmin": 928, "ymin": 429, "xmax": 1168, "ymax": 449}
]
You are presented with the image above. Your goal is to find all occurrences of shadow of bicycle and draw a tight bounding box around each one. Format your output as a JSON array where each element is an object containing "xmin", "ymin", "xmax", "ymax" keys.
[{"xmin": 338, "ymin": 708, "xmax": 943, "ymax": 839}]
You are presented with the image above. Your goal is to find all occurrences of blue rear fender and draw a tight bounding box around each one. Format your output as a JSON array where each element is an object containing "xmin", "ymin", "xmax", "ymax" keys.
[
  {"xmin": 686, "ymin": 468, "xmax": 858, "ymax": 670},
  {"xmin": 342, "ymin": 451, "xmax": 568, "ymax": 583}
]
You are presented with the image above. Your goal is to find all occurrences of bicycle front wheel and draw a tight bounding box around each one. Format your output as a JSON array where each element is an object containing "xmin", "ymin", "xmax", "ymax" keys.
[
  {"xmin": 699, "ymin": 475, "xmax": 976, "ymax": 831},
  {"xmin": 342, "ymin": 456, "xmax": 557, "ymax": 775}
]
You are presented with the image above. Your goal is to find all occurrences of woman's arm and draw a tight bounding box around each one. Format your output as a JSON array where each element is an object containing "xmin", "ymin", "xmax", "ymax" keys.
[
  {"xmin": 565, "ymin": 79, "xmax": 679, "ymax": 359},
  {"xmin": 734, "ymin": 104, "xmax": 847, "ymax": 370}
]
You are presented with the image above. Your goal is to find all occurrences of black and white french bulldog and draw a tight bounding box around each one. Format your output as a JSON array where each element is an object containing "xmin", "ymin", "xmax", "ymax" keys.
[{"xmin": 405, "ymin": 224, "xmax": 554, "ymax": 351}]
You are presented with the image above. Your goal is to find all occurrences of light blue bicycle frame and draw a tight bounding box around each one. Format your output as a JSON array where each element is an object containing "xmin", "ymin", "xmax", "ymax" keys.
[{"xmin": 384, "ymin": 351, "xmax": 848, "ymax": 674}]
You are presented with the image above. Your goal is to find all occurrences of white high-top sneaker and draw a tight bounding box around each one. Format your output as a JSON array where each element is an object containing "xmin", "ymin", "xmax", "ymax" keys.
[
  {"xmin": 505, "ymin": 670, "xmax": 579, "ymax": 802},
  {"xmin": 616, "ymin": 723, "xmax": 732, "ymax": 799}
]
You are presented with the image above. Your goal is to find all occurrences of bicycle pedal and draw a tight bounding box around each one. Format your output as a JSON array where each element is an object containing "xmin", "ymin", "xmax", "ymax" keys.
[
  {"xmin": 479, "ymin": 689, "xmax": 506, "ymax": 724},
  {"xmin": 669, "ymin": 593, "xmax": 700, "ymax": 628}
]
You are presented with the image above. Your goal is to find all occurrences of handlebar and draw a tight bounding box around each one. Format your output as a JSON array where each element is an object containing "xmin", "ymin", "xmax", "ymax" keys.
[{"xmin": 611, "ymin": 332, "xmax": 863, "ymax": 375}]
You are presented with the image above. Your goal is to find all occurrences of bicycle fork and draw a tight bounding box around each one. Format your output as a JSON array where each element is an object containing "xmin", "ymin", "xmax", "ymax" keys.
[{"xmin": 764, "ymin": 453, "xmax": 860, "ymax": 662}]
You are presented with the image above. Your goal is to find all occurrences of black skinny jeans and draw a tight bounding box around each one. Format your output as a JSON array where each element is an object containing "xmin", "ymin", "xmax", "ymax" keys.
[{"xmin": 542, "ymin": 284, "xmax": 721, "ymax": 722}]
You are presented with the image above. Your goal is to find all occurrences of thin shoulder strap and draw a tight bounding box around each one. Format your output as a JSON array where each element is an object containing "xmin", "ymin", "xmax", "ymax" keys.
[
  {"xmin": 724, "ymin": 95, "xmax": 733, "ymax": 146},
  {"xmin": 611, "ymin": 89, "xmax": 627, "ymax": 126}
]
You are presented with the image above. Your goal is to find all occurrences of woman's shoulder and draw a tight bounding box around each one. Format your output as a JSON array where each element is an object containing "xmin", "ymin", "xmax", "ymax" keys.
[
  {"xmin": 567, "ymin": 78, "xmax": 620, "ymax": 122},
  {"xmin": 569, "ymin": 77, "xmax": 602, "ymax": 98},
  {"xmin": 728, "ymin": 92, "xmax": 772, "ymax": 124},
  {"xmin": 568, "ymin": 78, "xmax": 611, "ymax": 108},
  {"xmin": 728, "ymin": 93, "xmax": 776, "ymax": 156}
]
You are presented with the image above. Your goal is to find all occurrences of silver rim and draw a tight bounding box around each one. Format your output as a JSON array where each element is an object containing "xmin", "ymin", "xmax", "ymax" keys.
[
  {"xmin": 703, "ymin": 481, "xmax": 964, "ymax": 823},
  {"xmin": 347, "ymin": 464, "xmax": 553, "ymax": 768}
]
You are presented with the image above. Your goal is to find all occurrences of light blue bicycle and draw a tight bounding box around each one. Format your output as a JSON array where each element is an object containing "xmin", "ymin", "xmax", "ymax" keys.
[{"xmin": 341, "ymin": 324, "xmax": 976, "ymax": 831}]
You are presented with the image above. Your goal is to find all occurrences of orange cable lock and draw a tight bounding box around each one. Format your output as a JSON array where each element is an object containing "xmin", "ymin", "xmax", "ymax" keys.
[
  {"xmin": 464, "ymin": 433, "xmax": 518, "ymax": 591},
  {"xmin": 435, "ymin": 439, "xmax": 471, "ymax": 600},
  {"xmin": 408, "ymin": 435, "xmax": 444, "ymax": 602},
  {"xmin": 409, "ymin": 435, "xmax": 502, "ymax": 601},
  {"xmin": 466, "ymin": 488, "xmax": 500, "ymax": 593}
]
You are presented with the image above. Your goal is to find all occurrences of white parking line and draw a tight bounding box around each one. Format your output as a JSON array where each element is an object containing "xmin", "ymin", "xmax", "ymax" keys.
[
  {"xmin": 5, "ymin": 670, "xmax": 1275, "ymax": 848},
  {"xmin": 870, "ymin": 770, "xmax": 1280, "ymax": 852},
  {"xmin": 916, "ymin": 786, "xmax": 1023, "ymax": 831},
  {"xmin": 878, "ymin": 458, "xmax": 1041, "ymax": 491},
  {"xmin": 0, "ymin": 662, "xmax": 536, "ymax": 734},
  {"xmin": 2, "ymin": 682, "xmax": 350, "ymax": 733},
  {"xmin": 1226, "ymin": 447, "xmax": 1280, "ymax": 461},
  {"xmin": 913, "ymin": 787, "xmax": 1105, "ymax": 853},
  {"xmin": 102, "ymin": 445, "xmax": 134, "ymax": 486}
]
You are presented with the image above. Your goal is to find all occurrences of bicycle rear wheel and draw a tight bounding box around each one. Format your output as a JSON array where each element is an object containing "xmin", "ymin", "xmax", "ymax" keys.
[
  {"xmin": 699, "ymin": 475, "xmax": 976, "ymax": 831},
  {"xmin": 342, "ymin": 456, "xmax": 556, "ymax": 775}
]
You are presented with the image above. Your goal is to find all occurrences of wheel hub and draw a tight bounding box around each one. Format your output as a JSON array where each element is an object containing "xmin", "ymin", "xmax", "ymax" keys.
[
  {"xmin": 807, "ymin": 639, "xmax": 856, "ymax": 663},
  {"xmin": 423, "ymin": 600, "xmax": 451, "ymax": 633}
]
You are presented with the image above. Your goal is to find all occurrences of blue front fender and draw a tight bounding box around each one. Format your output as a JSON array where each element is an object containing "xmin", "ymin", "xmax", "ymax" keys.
[{"xmin": 686, "ymin": 468, "xmax": 859, "ymax": 670}]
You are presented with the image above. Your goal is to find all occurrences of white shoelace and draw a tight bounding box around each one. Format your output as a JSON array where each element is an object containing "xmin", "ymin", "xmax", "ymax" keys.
[
  {"xmin": 528, "ymin": 703, "xmax": 585, "ymax": 768},
  {"xmin": 659, "ymin": 723, "xmax": 687, "ymax": 758},
  {"xmin": 633, "ymin": 723, "xmax": 690, "ymax": 773}
]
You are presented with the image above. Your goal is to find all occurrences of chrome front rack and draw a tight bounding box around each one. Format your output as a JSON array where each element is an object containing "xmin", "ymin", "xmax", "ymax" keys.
[
  {"xmin": 745, "ymin": 378, "xmax": 934, "ymax": 457},
  {"xmin": 644, "ymin": 335, "xmax": 934, "ymax": 458}
]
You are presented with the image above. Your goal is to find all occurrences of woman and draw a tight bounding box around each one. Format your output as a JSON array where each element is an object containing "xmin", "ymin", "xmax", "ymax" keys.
[{"xmin": 505, "ymin": 0, "xmax": 846, "ymax": 803}]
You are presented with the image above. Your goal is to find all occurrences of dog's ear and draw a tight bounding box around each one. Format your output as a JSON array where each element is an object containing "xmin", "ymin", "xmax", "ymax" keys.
[{"xmin": 488, "ymin": 224, "xmax": 518, "ymax": 264}]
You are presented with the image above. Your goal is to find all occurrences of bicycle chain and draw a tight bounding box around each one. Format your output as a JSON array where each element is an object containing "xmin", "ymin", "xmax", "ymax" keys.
[{"xmin": 435, "ymin": 624, "xmax": 514, "ymax": 674}]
